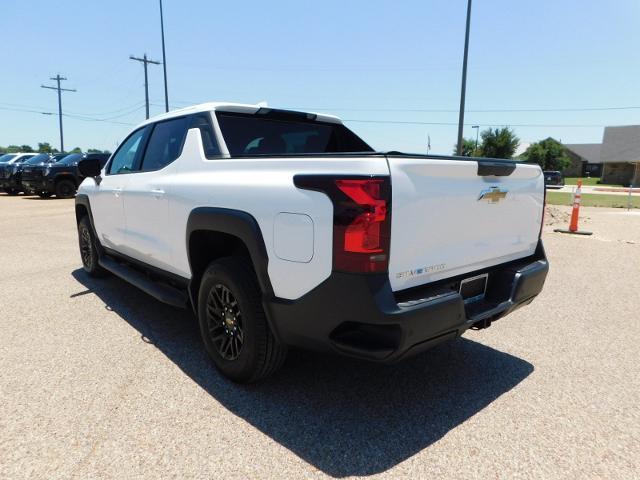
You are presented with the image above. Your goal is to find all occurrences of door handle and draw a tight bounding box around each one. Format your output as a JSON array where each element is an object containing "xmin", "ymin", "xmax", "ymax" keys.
[
  {"xmin": 113, "ymin": 187, "xmax": 123, "ymax": 197},
  {"xmin": 150, "ymin": 189, "xmax": 165, "ymax": 198}
]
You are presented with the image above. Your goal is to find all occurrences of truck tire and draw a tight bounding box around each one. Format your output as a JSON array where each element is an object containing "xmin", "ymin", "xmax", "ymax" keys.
[
  {"xmin": 78, "ymin": 216, "xmax": 106, "ymax": 277},
  {"xmin": 55, "ymin": 179, "xmax": 76, "ymax": 199},
  {"xmin": 198, "ymin": 257, "xmax": 287, "ymax": 383}
]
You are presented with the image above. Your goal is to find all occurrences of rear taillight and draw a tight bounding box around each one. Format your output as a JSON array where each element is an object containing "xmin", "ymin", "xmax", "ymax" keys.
[{"xmin": 294, "ymin": 175, "xmax": 391, "ymax": 273}]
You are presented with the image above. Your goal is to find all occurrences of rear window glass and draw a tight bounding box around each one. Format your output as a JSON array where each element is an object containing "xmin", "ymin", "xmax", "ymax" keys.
[{"xmin": 216, "ymin": 112, "xmax": 373, "ymax": 156}]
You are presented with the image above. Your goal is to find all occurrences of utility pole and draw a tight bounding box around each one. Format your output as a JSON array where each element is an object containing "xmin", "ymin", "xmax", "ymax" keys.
[
  {"xmin": 159, "ymin": 0, "xmax": 169, "ymax": 112},
  {"xmin": 456, "ymin": 0, "xmax": 473, "ymax": 156},
  {"xmin": 41, "ymin": 75, "xmax": 76, "ymax": 153},
  {"xmin": 129, "ymin": 54, "xmax": 161, "ymax": 119}
]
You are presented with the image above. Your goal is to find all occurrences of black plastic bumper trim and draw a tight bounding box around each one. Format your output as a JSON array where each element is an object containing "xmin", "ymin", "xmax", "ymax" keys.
[{"xmin": 265, "ymin": 241, "xmax": 548, "ymax": 362}]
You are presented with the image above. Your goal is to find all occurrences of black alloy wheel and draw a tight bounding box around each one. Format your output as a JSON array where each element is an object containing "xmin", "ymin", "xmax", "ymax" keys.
[
  {"xmin": 55, "ymin": 179, "xmax": 76, "ymax": 199},
  {"xmin": 79, "ymin": 224, "xmax": 93, "ymax": 268},
  {"xmin": 205, "ymin": 284, "xmax": 245, "ymax": 360},
  {"xmin": 197, "ymin": 257, "xmax": 287, "ymax": 382},
  {"xmin": 77, "ymin": 216, "xmax": 105, "ymax": 277}
]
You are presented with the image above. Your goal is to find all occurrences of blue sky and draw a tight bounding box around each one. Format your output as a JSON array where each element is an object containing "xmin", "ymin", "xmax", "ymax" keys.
[{"xmin": 2, "ymin": 0, "xmax": 639, "ymax": 154}]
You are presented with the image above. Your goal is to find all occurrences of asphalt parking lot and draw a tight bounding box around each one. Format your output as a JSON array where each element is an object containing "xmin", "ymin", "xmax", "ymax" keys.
[{"xmin": 1, "ymin": 195, "xmax": 639, "ymax": 479}]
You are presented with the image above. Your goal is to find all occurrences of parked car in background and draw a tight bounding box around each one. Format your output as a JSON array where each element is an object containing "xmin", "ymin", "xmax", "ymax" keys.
[
  {"xmin": 0, "ymin": 153, "xmax": 39, "ymax": 194},
  {"xmin": 23, "ymin": 152, "xmax": 110, "ymax": 199},
  {"xmin": 20, "ymin": 154, "xmax": 68, "ymax": 197},
  {"xmin": 543, "ymin": 170, "xmax": 564, "ymax": 189}
]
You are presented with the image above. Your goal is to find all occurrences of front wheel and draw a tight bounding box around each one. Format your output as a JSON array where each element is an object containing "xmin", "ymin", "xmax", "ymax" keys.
[
  {"xmin": 198, "ymin": 257, "xmax": 287, "ymax": 383},
  {"xmin": 55, "ymin": 179, "xmax": 76, "ymax": 199},
  {"xmin": 38, "ymin": 191, "xmax": 53, "ymax": 198},
  {"xmin": 78, "ymin": 216, "xmax": 106, "ymax": 277}
]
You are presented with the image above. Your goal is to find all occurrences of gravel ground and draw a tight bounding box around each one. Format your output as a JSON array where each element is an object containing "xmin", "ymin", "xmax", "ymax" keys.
[{"xmin": 0, "ymin": 196, "xmax": 638, "ymax": 479}]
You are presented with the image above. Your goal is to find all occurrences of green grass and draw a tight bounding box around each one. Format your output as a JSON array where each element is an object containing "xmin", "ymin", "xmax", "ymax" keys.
[
  {"xmin": 564, "ymin": 177, "xmax": 622, "ymax": 187},
  {"xmin": 546, "ymin": 191, "xmax": 640, "ymax": 208}
]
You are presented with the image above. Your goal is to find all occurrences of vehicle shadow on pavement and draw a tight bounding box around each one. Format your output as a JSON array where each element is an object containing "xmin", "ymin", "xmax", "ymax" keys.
[{"xmin": 72, "ymin": 269, "xmax": 534, "ymax": 478}]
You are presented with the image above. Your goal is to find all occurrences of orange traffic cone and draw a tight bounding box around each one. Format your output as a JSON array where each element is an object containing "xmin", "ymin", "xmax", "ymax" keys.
[{"xmin": 554, "ymin": 179, "xmax": 593, "ymax": 235}]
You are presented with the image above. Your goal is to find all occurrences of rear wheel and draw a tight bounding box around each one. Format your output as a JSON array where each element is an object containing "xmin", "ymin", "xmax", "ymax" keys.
[
  {"xmin": 5, "ymin": 188, "xmax": 19, "ymax": 195},
  {"xmin": 78, "ymin": 216, "xmax": 106, "ymax": 277},
  {"xmin": 198, "ymin": 257, "xmax": 286, "ymax": 383},
  {"xmin": 55, "ymin": 179, "xmax": 76, "ymax": 199},
  {"xmin": 38, "ymin": 191, "xmax": 53, "ymax": 198}
]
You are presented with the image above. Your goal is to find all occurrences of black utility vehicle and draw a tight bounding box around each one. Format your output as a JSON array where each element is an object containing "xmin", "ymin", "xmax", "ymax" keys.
[
  {"xmin": 543, "ymin": 170, "xmax": 565, "ymax": 189},
  {"xmin": 23, "ymin": 153, "xmax": 109, "ymax": 198},
  {"xmin": 0, "ymin": 153, "xmax": 49, "ymax": 195},
  {"xmin": 20, "ymin": 154, "xmax": 68, "ymax": 197}
]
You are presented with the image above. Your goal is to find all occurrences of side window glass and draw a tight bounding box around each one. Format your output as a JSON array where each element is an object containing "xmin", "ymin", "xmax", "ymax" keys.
[
  {"xmin": 190, "ymin": 115, "xmax": 221, "ymax": 158},
  {"xmin": 108, "ymin": 128, "xmax": 146, "ymax": 175},
  {"xmin": 140, "ymin": 117, "xmax": 189, "ymax": 171}
]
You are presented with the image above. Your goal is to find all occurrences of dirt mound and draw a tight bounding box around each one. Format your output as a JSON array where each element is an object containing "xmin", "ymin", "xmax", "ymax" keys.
[{"xmin": 544, "ymin": 205, "xmax": 590, "ymax": 226}]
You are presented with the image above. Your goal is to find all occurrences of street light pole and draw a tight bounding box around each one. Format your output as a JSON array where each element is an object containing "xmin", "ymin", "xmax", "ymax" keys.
[
  {"xmin": 159, "ymin": 0, "xmax": 169, "ymax": 112},
  {"xmin": 472, "ymin": 125, "xmax": 479, "ymax": 153},
  {"xmin": 456, "ymin": 0, "xmax": 473, "ymax": 156}
]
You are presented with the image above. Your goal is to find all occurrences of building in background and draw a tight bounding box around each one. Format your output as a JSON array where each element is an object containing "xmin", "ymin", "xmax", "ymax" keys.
[
  {"xmin": 563, "ymin": 143, "xmax": 602, "ymax": 177},
  {"xmin": 600, "ymin": 125, "xmax": 640, "ymax": 186}
]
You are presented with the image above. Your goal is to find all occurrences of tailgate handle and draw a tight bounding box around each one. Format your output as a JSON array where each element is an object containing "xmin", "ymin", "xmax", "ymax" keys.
[{"xmin": 477, "ymin": 160, "xmax": 516, "ymax": 177}]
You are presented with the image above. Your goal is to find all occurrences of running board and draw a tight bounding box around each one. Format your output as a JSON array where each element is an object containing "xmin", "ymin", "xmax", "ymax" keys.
[{"xmin": 98, "ymin": 256, "xmax": 189, "ymax": 308}]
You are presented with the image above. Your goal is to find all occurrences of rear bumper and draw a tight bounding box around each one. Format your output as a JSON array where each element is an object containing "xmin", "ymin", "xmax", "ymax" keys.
[{"xmin": 265, "ymin": 241, "xmax": 548, "ymax": 362}]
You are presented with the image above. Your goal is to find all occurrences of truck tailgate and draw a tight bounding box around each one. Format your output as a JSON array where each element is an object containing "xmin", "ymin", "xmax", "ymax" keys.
[{"xmin": 386, "ymin": 155, "xmax": 544, "ymax": 292}]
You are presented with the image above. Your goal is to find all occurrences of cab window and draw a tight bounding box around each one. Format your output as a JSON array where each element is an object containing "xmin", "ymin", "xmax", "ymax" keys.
[
  {"xmin": 140, "ymin": 117, "xmax": 189, "ymax": 172},
  {"xmin": 108, "ymin": 127, "xmax": 147, "ymax": 175}
]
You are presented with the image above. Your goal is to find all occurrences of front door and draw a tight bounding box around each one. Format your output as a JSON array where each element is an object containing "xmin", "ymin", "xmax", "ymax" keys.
[{"xmin": 91, "ymin": 127, "xmax": 148, "ymax": 251}]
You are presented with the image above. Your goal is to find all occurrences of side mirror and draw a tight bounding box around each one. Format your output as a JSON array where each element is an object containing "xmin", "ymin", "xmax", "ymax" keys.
[{"xmin": 78, "ymin": 158, "xmax": 102, "ymax": 178}]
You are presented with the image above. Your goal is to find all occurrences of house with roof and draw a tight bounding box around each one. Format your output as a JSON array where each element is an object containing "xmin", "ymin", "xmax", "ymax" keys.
[
  {"xmin": 562, "ymin": 126, "xmax": 640, "ymax": 186},
  {"xmin": 600, "ymin": 125, "xmax": 640, "ymax": 186},
  {"xmin": 563, "ymin": 143, "xmax": 602, "ymax": 177}
]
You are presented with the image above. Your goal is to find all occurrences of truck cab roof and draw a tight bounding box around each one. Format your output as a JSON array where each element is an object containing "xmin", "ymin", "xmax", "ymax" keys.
[{"xmin": 135, "ymin": 102, "xmax": 343, "ymax": 130}]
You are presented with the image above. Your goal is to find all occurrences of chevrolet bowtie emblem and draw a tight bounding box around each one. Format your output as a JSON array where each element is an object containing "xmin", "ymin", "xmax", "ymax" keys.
[{"xmin": 478, "ymin": 186, "xmax": 508, "ymax": 203}]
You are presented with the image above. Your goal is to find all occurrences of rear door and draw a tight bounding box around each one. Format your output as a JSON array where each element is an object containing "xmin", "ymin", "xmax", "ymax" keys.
[
  {"xmin": 91, "ymin": 127, "xmax": 148, "ymax": 250},
  {"xmin": 386, "ymin": 155, "xmax": 544, "ymax": 292}
]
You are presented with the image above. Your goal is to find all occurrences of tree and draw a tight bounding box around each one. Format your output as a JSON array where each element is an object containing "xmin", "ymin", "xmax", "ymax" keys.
[
  {"xmin": 87, "ymin": 148, "xmax": 101, "ymax": 153},
  {"xmin": 37, "ymin": 142, "xmax": 57, "ymax": 153},
  {"xmin": 20, "ymin": 145, "xmax": 34, "ymax": 152},
  {"xmin": 453, "ymin": 138, "xmax": 479, "ymax": 157},
  {"xmin": 479, "ymin": 127, "xmax": 519, "ymax": 159},
  {"xmin": 5, "ymin": 145, "xmax": 21, "ymax": 153},
  {"xmin": 70, "ymin": 147, "xmax": 82, "ymax": 153},
  {"xmin": 522, "ymin": 137, "xmax": 570, "ymax": 171}
]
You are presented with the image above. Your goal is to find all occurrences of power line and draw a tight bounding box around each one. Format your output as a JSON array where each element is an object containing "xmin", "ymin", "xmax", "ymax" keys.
[
  {"xmin": 0, "ymin": 106, "xmax": 136, "ymax": 126},
  {"xmin": 41, "ymin": 74, "xmax": 76, "ymax": 152},
  {"xmin": 129, "ymin": 54, "xmax": 161, "ymax": 119},
  {"xmin": 292, "ymin": 105, "xmax": 640, "ymax": 113},
  {"xmin": 343, "ymin": 119, "xmax": 607, "ymax": 128},
  {"xmin": 162, "ymin": 98, "xmax": 640, "ymax": 114}
]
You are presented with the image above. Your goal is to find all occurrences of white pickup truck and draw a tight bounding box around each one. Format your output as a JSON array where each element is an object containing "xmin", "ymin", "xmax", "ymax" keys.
[{"xmin": 76, "ymin": 102, "xmax": 548, "ymax": 382}]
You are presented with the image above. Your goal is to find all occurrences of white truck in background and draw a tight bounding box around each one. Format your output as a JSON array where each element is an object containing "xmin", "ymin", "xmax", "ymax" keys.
[{"xmin": 75, "ymin": 102, "xmax": 548, "ymax": 382}]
